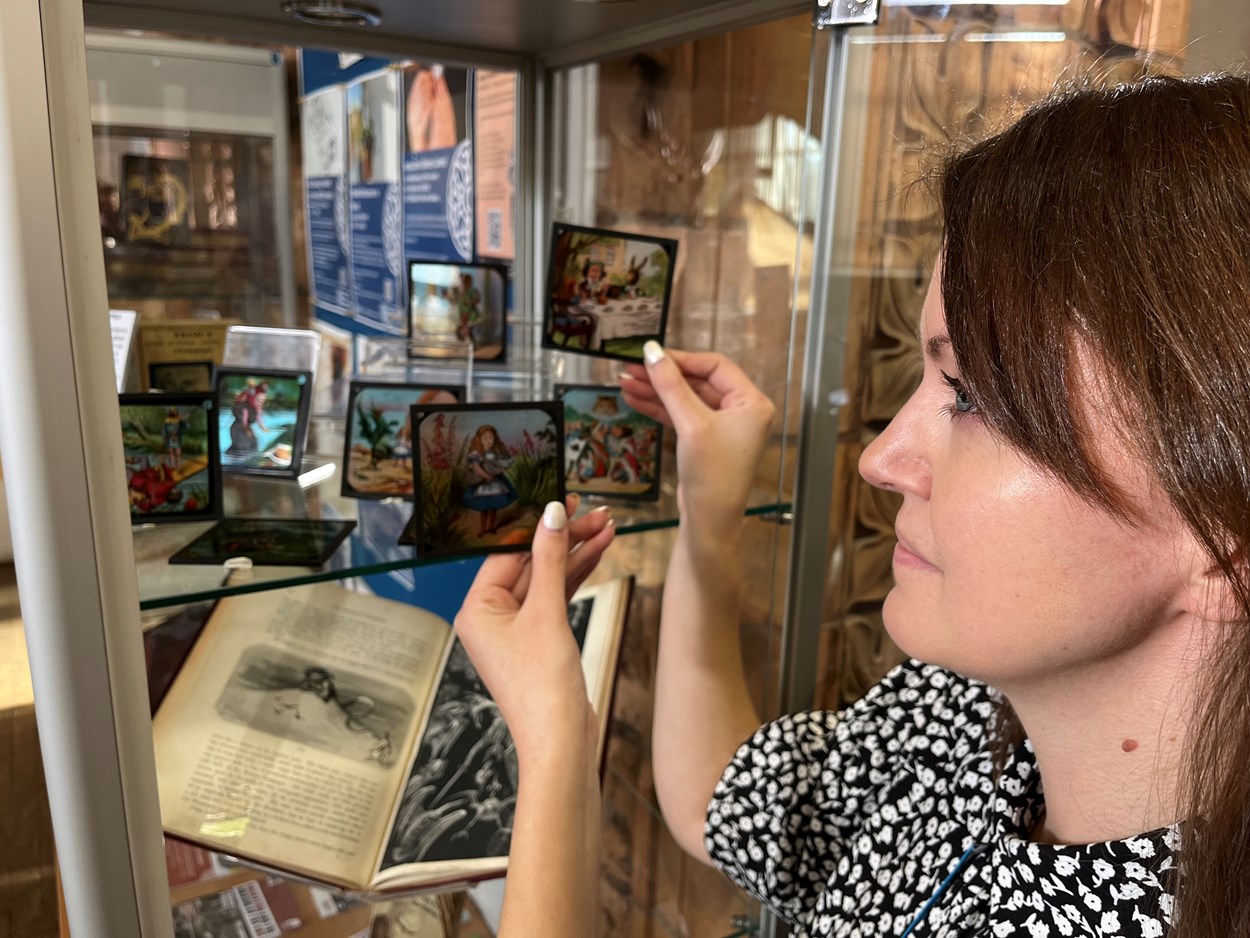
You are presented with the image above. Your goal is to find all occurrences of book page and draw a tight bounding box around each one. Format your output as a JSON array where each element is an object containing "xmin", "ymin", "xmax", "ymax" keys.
[
  {"xmin": 370, "ymin": 576, "xmax": 631, "ymax": 891},
  {"xmin": 154, "ymin": 583, "xmax": 453, "ymax": 890}
]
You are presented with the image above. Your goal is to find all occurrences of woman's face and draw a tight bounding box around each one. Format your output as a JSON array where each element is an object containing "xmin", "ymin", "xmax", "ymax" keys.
[{"xmin": 858, "ymin": 268, "xmax": 1208, "ymax": 688}]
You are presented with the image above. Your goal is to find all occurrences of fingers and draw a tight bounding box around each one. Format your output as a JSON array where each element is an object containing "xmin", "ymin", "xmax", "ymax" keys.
[
  {"xmin": 565, "ymin": 520, "xmax": 616, "ymax": 599},
  {"xmin": 510, "ymin": 505, "xmax": 612, "ymax": 600},
  {"xmin": 622, "ymin": 372, "xmax": 723, "ymax": 412},
  {"xmin": 638, "ymin": 342, "xmax": 712, "ymax": 436},
  {"xmin": 663, "ymin": 348, "xmax": 758, "ymax": 401},
  {"xmin": 466, "ymin": 551, "xmax": 529, "ymax": 600},
  {"xmin": 523, "ymin": 501, "xmax": 571, "ymax": 618},
  {"xmin": 618, "ymin": 389, "xmax": 675, "ymax": 429}
]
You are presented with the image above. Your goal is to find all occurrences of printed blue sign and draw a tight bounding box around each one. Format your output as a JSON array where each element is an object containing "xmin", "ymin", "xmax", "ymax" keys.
[
  {"xmin": 401, "ymin": 64, "xmax": 474, "ymax": 264},
  {"xmin": 403, "ymin": 144, "xmax": 474, "ymax": 263},
  {"xmin": 307, "ymin": 175, "xmax": 353, "ymax": 311},
  {"xmin": 349, "ymin": 181, "xmax": 406, "ymax": 333}
]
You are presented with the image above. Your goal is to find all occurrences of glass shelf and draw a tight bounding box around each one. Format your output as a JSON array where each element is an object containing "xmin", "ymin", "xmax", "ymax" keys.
[{"xmin": 133, "ymin": 421, "xmax": 790, "ymax": 610}]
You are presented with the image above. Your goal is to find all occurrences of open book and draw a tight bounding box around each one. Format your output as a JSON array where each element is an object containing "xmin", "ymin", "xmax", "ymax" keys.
[{"xmin": 153, "ymin": 576, "xmax": 632, "ymax": 894}]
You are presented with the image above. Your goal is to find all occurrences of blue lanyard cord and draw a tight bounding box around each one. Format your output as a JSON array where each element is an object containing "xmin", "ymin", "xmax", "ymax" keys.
[{"xmin": 900, "ymin": 842, "xmax": 991, "ymax": 938}]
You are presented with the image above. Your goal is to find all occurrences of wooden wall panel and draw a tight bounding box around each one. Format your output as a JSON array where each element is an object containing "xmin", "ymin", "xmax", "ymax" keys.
[{"xmin": 817, "ymin": 0, "xmax": 1193, "ymax": 710}]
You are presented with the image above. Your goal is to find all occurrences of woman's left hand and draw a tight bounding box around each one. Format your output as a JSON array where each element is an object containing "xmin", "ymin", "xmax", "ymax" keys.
[{"xmin": 454, "ymin": 496, "xmax": 615, "ymax": 760}]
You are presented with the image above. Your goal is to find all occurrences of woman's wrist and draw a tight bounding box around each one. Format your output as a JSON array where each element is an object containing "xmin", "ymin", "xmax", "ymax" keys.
[
  {"xmin": 677, "ymin": 518, "xmax": 743, "ymax": 566},
  {"xmin": 517, "ymin": 729, "xmax": 596, "ymax": 782}
]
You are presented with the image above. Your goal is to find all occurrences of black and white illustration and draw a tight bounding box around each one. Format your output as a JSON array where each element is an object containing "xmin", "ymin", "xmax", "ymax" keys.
[
  {"xmin": 381, "ymin": 641, "xmax": 516, "ymax": 868},
  {"xmin": 381, "ymin": 594, "xmax": 597, "ymax": 868},
  {"xmin": 216, "ymin": 645, "xmax": 415, "ymax": 768},
  {"xmin": 568, "ymin": 594, "xmax": 594, "ymax": 651}
]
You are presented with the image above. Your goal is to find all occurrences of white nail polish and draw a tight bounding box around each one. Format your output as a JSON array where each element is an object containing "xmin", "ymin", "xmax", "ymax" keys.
[
  {"xmin": 590, "ymin": 505, "xmax": 611, "ymax": 514},
  {"xmin": 618, "ymin": 372, "xmax": 635, "ymax": 382},
  {"xmin": 643, "ymin": 341, "xmax": 665, "ymax": 366},
  {"xmin": 543, "ymin": 501, "xmax": 568, "ymax": 530}
]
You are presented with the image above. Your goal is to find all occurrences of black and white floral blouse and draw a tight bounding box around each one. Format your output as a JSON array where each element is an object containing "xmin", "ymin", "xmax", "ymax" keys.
[{"xmin": 704, "ymin": 660, "xmax": 1176, "ymax": 937}]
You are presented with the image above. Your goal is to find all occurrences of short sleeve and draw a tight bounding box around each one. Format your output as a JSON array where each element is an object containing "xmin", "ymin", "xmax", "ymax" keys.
[
  {"xmin": 704, "ymin": 709, "xmax": 843, "ymax": 924},
  {"xmin": 703, "ymin": 660, "xmax": 989, "ymax": 925}
]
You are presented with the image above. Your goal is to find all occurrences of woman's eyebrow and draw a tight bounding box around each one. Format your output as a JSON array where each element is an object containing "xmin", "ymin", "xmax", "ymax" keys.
[{"xmin": 925, "ymin": 334, "xmax": 952, "ymax": 362}]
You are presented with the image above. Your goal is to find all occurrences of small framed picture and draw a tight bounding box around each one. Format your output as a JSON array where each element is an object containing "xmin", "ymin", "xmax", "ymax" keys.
[
  {"xmin": 557, "ymin": 384, "xmax": 663, "ymax": 502},
  {"xmin": 543, "ymin": 222, "xmax": 677, "ymax": 363},
  {"xmin": 341, "ymin": 380, "xmax": 463, "ymax": 500},
  {"xmin": 407, "ymin": 260, "xmax": 508, "ymax": 362},
  {"xmin": 122, "ymin": 154, "xmax": 191, "ymax": 246},
  {"xmin": 148, "ymin": 360, "xmax": 215, "ymax": 393},
  {"xmin": 168, "ymin": 518, "xmax": 356, "ymax": 566},
  {"xmin": 214, "ymin": 368, "xmax": 313, "ymax": 478},
  {"xmin": 119, "ymin": 393, "xmax": 220, "ymax": 524},
  {"xmin": 411, "ymin": 401, "xmax": 564, "ymax": 559}
]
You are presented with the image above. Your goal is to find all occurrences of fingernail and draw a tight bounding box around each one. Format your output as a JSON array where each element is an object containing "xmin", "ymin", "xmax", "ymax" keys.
[
  {"xmin": 590, "ymin": 505, "xmax": 611, "ymax": 514},
  {"xmin": 618, "ymin": 372, "xmax": 635, "ymax": 382},
  {"xmin": 605, "ymin": 518, "xmax": 616, "ymax": 530},
  {"xmin": 643, "ymin": 341, "xmax": 665, "ymax": 366},
  {"xmin": 543, "ymin": 501, "xmax": 567, "ymax": 530}
]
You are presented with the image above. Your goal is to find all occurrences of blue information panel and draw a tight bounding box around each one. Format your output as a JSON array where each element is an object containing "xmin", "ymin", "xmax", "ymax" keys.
[
  {"xmin": 401, "ymin": 65, "xmax": 474, "ymax": 264},
  {"xmin": 347, "ymin": 71, "xmax": 406, "ymax": 333},
  {"xmin": 300, "ymin": 52, "xmax": 477, "ymax": 331},
  {"xmin": 301, "ymin": 86, "xmax": 352, "ymax": 313}
]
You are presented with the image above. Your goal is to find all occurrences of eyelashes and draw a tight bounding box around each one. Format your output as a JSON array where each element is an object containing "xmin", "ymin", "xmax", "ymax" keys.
[{"xmin": 939, "ymin": 370, "xmax": 978, "ymax": 417}]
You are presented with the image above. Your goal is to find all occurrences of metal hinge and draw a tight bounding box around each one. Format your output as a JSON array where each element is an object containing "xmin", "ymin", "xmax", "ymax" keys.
[{"xmin": 815, "ymin": 0, "xmax": 881, "ymax": 29}]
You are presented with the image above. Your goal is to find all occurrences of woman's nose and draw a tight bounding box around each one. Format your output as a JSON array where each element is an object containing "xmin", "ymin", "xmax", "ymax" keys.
[{"xmin": 858, "ymin": 402, "xmax": 931, "ymax": 499}]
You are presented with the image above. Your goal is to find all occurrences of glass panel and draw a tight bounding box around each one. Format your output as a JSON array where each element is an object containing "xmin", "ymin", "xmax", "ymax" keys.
[
  {"xmin": 812, "ymin": 0, "xmax": 1208, "ymax": 717},
  {"xmin": 549, "ymin": 14, "xmax": 815, "ymax": 936},
  {"xmin": 95, "ymin": 127, "xmax": 280, "ymax": 318},
  {"xmin": 87, "ymin": 36, "xmax": 289, "ymax": 326},
  {"xmin": 86, "ymin": 17, "xmax": 808, "ymax": 933}
]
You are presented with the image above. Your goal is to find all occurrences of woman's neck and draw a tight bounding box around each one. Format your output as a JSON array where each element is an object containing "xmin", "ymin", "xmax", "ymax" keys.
[{"xmin": 1000, "ymin": 628, "xmax": 1208, "ymax": 846}]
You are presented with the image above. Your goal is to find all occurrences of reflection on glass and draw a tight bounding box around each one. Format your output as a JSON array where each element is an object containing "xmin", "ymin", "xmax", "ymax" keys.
[{"xmin": 94, "ymin": 127, "xmax": 281, "ymax": 321}]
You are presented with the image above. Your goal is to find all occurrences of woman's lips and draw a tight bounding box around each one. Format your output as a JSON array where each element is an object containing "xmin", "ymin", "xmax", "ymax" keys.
[{"xmin": 893, "ymin": 537, "xmax": 939, "ymax": 572}]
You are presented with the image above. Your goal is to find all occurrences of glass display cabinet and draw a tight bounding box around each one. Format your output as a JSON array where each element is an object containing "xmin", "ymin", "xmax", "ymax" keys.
[
  {"xmin": 0, "ymin": 0, "xmax": 1232, "ymax": 935},
  {"xmin": 2, "ymin": 2, "xmax": 824, "ymax": 937}
]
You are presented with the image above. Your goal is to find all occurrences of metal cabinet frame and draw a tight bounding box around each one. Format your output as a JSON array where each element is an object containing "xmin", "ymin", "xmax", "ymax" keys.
[{"xmin": 0, "ymin": 1, "xmax": 852, "ymax": 934}]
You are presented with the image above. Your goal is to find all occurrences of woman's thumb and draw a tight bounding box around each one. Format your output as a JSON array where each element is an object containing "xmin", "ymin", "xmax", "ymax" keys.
[
  {"xmin": 525, "ymin": 500, "xmax": 570, "ymax": 616},
  {"xmin": 642, "ymin": 342, "xmax": 704, "ymax": 434}
]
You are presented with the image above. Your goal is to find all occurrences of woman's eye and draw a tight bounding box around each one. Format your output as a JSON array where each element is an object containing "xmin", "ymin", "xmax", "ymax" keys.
[{"xmin": 939, "ymin": 370, "xmax": 977, "ymax": 416}]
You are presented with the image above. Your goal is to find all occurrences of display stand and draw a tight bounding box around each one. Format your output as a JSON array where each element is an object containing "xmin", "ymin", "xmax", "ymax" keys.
[{"xmin": 1, "ymin": 1, "xmax": 839, "ymax": 936}]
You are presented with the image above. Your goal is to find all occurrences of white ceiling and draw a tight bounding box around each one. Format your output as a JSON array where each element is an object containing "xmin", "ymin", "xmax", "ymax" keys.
[{"xmin": 82, "ymin": 0, "xmax": 807, "ymax": 66}]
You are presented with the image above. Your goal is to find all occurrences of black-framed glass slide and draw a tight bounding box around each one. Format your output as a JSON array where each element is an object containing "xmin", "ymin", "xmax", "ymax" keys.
[
  {"xmin": 119, "ymin": 392, "xmax": 220, "ymax": 524},
  {"xmin": 557, "ymin": 384, "xmax": 663, "ymax": 501},
  {"xmin": 407, "ymin": 260, "xmax": 508, "ymax": 362},
  {"xmin": 214, "ymin": 368, "xmax": 313, "ymax": 478},
  {"xmin": 340, "ymin": 380, "xmax": 462, "ymax": 500},
  {"xmin": 148, "ymin": 360, "xmax": 215, "ymax": 393},
  {"xmin": 543, "ymin": 222, "xmax": 677, "ymax": 363},
  {"xmin": 168, "ymin": 518, "xmax": 356, "ymax": 566},
  {"xmin": 411, "ymin": 401, "xmax": 563, "ymax": 559}
]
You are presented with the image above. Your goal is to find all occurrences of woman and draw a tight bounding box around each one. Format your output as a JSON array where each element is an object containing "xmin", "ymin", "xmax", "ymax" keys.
[{"xmin": 454, "ymin": 74, "xmax": 1250, "ymax": 935}]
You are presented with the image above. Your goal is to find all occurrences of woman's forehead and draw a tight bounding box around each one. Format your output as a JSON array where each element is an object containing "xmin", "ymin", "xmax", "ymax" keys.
[{"xmin": 918, "ymin": 272, "xmax": 949, "ymax": 354}]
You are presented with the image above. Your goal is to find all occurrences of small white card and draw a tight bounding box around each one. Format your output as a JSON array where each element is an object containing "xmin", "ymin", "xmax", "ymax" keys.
[{"xmin": 109, "ymin": 309, "xmax": 138, "ymax": 392}]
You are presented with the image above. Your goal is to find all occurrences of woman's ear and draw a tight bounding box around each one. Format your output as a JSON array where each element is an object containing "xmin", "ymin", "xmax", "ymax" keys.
[{"xmin": 1191, "ymin": 549, "xmax": 1246, "ymax": 626}]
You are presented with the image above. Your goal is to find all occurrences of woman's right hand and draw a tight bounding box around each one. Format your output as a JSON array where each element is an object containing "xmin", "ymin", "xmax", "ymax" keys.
[{"xmin": 620, "ymin": 342, "xmax": 774, "ymax": 539}]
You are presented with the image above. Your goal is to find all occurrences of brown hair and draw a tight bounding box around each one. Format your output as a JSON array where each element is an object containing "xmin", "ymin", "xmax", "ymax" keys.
[
  {"xmin": 940, "ymin": 74, "xmax": 1250, "ymax": 935},
  {"xmin": 467, "ymin": 424, "xmax": 508, "ymax": 458}
]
